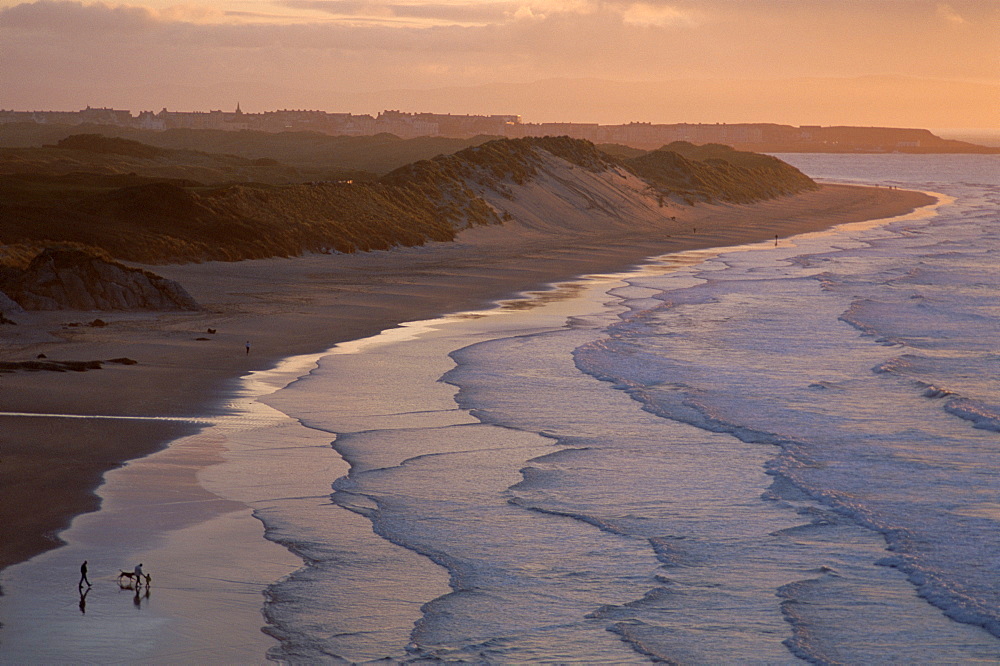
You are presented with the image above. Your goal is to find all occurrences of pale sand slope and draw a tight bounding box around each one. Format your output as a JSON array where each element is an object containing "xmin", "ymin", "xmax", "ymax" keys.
[{"xmin": 0, "ymin": 180, "xmax": 935, "ymax": 572}]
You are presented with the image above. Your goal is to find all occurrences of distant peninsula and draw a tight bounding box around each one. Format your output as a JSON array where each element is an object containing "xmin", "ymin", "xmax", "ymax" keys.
[{"xmin": 1, "ymin": 106, "xmax": 996, "ymax": 154}]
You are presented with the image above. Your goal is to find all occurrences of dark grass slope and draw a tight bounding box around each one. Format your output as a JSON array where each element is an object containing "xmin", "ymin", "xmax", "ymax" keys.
[
  {"xmin": 0, "ymin": 178, "xmax": 458, "ymax": 264},
  {"xmin": 0, "ymin": 136, "xmax": 817, "ymax": 267},
  {"xmin": 54, "ymin": 134, "xmax": 169, "ymax": 159},
  {"xmin": 0, "ymin": 136, "xmax": 370, "ymax": 187},
  {"xmin": 0, "ymin": 123, "xmax": 494, "ymax": 176},
  {"xmin": 624, "ymin": 141, "xmax": 818, "ymax": 204}
]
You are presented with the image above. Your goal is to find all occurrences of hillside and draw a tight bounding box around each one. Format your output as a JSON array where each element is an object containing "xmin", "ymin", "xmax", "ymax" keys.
[
  {"xmin": 0, "ymin": 133, "xmax": 372, "ymax": 186},
  {"xmin": 624, "ymin": 142, "xmax": 818, "ymax": 204},
  {"xmin": 0, "ymin": 135, "xmax": 817, "ymax": 273},
  {"xmin": 0, "ymin": 123, "xmax": 493, "ymax": 178}
]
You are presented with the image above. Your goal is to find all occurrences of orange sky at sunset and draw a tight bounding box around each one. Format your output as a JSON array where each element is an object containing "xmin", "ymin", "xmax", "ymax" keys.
[{"xmin": 1, "ymin": 0, "xmax": 997, "ymax": 129}]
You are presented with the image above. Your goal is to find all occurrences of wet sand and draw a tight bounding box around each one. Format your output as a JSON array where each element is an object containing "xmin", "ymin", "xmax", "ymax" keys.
[{"xmin": 0, "ymin": 184, "xmax": 933, "ymax": 576}]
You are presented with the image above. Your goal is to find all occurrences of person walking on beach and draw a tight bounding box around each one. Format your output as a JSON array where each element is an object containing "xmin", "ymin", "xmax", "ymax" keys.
[
  {"xmin": 134, "ymin": 563, "xmax": 144, "ymax": 583},
  {"xmin": 79, "ymin": 560, "xmax": 91, "ymax": 588},
  {"xmin": 245, "ymin": 340, "xmax": 251, "ymax": 356}
]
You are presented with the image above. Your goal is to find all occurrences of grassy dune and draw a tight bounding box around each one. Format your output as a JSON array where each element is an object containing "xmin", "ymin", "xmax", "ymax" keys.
[
  {"xmin": 0, "ymin": 135, "xmax": 817, "ymax": 267},
  {"xmin": 0, "ymin": 123, "xmax": 491, "ymax": 179},
  {"xmin": 0, "ymin": 134, "xmax": 370, "ymax": 186},
  {"xmin": 624, "ymin": 141, "xmax": 818, "ymax": 204}
]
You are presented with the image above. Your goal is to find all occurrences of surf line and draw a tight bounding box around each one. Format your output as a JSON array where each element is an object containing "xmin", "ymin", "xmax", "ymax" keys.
[{"xmin": 0, "ymin": 411, "xmax": 212, "ymax": 423}]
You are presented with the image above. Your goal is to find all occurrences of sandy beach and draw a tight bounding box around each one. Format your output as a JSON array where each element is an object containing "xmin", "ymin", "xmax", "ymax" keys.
[
  {"xmin": 0, "ymin": 181, "xmax": 944, "ymax": 662},
  {"xmin": 0, "ymin": 183, "xmax": 934, "ymax": 575}
]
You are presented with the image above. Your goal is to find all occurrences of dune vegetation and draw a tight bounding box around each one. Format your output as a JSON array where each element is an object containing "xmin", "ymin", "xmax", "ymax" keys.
[
  {"xmin": 0, "ymin": 133, "xmax": 817, "ymax": 268},
  {"xmin": 623, "ymin": 141, "xmax": 818, "ymax": 204},
  {"xmin": 0, "ymin": 123, "xmax": 491, "ymax": 179}
]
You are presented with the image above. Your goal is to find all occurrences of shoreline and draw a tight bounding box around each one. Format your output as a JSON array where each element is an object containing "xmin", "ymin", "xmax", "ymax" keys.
[{"xmin": 0, "ymin": 183, "xmax": 935, "ymax": 574}]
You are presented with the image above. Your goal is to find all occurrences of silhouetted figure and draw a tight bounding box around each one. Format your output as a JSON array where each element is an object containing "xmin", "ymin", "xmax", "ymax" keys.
[
  {"xmin": 134, "ymin": 563, "xmax": 144, "ymax": 581},
  {"xmin": 79, "ymin": 586, "xmax": 89, "ymax": 614},
  {"xmin": 775, "ymin": 234, "xmax": 779, "ymax": 247},
  {"xmin": 79, "ymin": 560, "xmax": 91, "ymax": 588},
  {"xmin": 245, "ymin": 340, "xmax": 251, "ymax": 355},
  {"xmin": 133, "ymin": 581, "xmax": 150, "ymax": 608}
]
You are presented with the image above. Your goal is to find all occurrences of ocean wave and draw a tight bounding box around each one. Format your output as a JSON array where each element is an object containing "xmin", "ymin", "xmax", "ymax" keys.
[
  {"xmin": 255, "ymin": 156, "xmax": 1000, "ymax": 661},
  {"xmin": 777, "ymin": 577, "xmax": 837, "ymax": 665},
  {"xmin": 944, "ymin": 398, "xmax": 1000, "ymax": 432},
  {"xmin": 507, "ymin": 495, "xmax": 633, "ymax": 536},
  {"xmin": 575, "ymin": 291, "xmax": 1000, "ymax": 643},
  {"xmin": 838, "ymin": 299, "xmax": 902, "ymax": 344}
]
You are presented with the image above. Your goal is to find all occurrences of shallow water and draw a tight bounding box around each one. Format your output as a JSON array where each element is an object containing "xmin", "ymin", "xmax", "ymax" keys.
[
  {"xmin": 257, "ymin": 154, "xmax": 1000, "ymax": 662},
  {"xmin": 0, "ymin": 358, "xmax": 315, "ymax": 663}
]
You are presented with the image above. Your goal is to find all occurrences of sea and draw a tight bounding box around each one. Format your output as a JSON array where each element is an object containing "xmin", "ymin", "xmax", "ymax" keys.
[
  {"xmin": 1, "ymin": 154, "xmax": 997, "ymax": 664},
  {"xmin": 254, "ymin": 153, "xmax": 1000, "ymax": 663}
]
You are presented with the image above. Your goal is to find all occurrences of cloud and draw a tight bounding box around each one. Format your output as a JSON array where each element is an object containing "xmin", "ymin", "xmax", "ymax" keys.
[
  {"xmin": 279, "ymin": 0, "xmax": 701, "ymax": 26},
  {"xmin": 280, "ymin": 0, "xmax": 518, "ymax": 24},
  {"xmin": 0, "ymin": 0, "xmax": 158, "ymax": 32},
  {"xmin": 936, "ymin": 3, "xmax": 965, "ymax": 25},
  {"xmin": 619, "ymin": 2, "xmax": 694, "ymax": 27},
  {"xmin": 0, "ymin": 0, "xmax": 313, "ymax": 28},
  {"xmin": 157, "ymin": 4, "xmax": 227, "ymax": 22},
  {"xmin": 0, "ymin": 0, "xmax": 995, "ymax": 116}
]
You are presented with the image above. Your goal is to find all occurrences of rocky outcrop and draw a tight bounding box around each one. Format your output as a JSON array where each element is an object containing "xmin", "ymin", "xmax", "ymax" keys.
[
  {"xmin": 0, "ymin": 248, "xmax": 198, "ymax": 311},
  {"xmin": 0, "ymin": 357, "xmax": 137, "ymax": 373},
  {"xmin": 0, "ymin": 289, "xmax": 24, "ymax": 321}
]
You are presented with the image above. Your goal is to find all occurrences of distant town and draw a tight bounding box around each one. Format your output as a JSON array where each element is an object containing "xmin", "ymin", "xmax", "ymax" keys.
[{"xmin": 1, "ymin": 106, "xmax": 994, "ymax": 153}]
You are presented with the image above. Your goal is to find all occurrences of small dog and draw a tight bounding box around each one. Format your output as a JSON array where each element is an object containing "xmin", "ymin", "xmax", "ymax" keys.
[{"xmin": 118, "ymin": 570, "xmax": 152, "ymax": 588}]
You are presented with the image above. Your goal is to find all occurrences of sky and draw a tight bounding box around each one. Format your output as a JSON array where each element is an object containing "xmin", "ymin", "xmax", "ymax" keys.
[{"xmin": 0, "ymin": 0, "xmax": 997, "ymax": 128}]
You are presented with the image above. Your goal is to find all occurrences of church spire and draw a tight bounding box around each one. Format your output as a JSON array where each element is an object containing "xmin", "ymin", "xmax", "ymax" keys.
[{"xmin": 235, "ymin": 102, "xmax": 242, "ymax": 115}]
